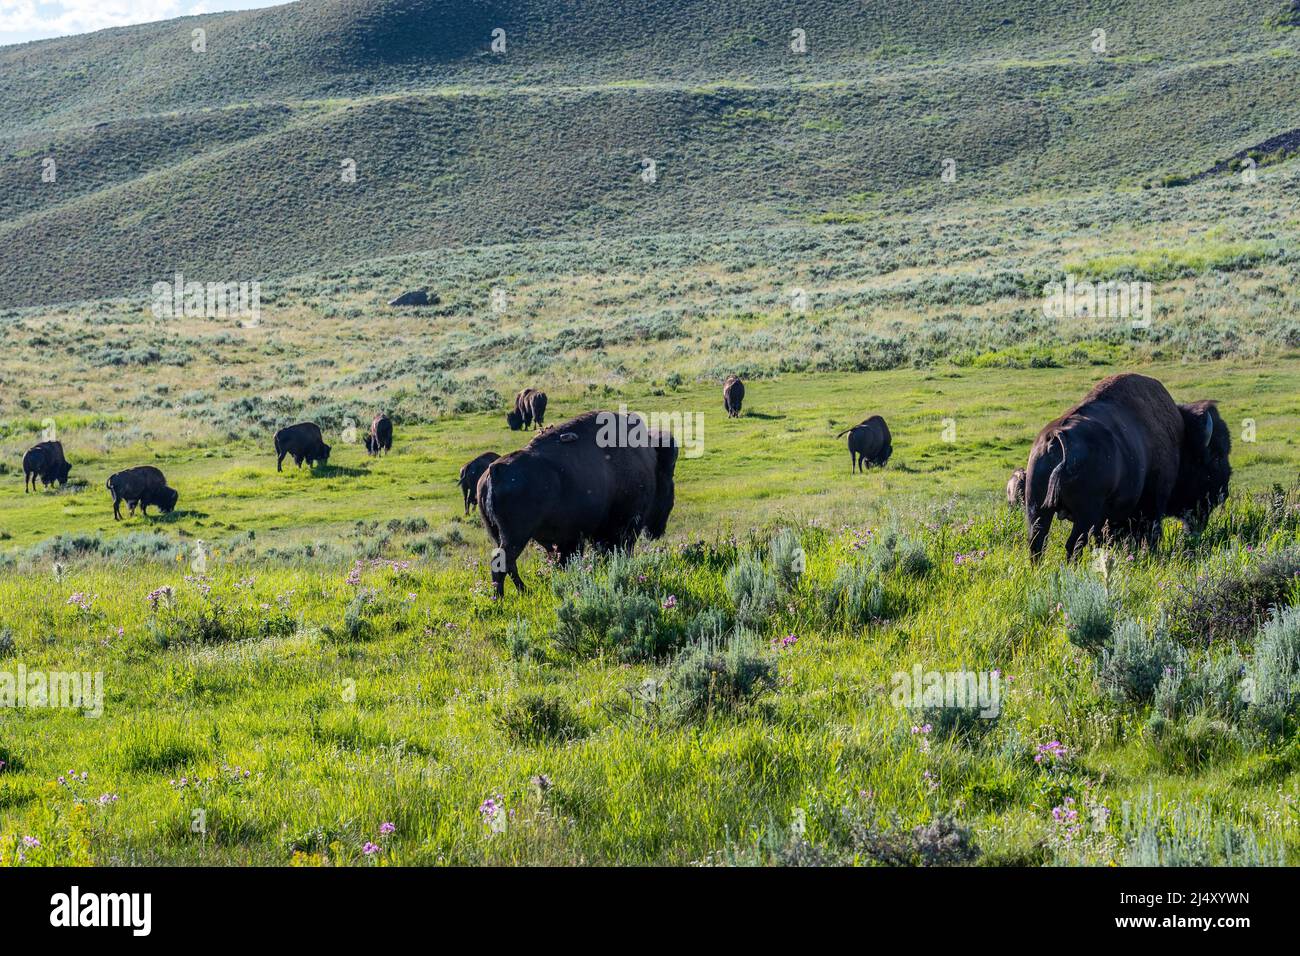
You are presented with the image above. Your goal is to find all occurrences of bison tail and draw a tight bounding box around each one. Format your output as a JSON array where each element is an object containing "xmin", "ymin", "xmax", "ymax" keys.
[{"xmin": 1042, "ymin": 434, "xmax": 1068, "ymax": 510}]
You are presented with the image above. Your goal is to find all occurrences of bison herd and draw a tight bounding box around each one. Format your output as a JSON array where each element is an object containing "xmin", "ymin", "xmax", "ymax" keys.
[{"xmin": 16, "ymin": 371, "xmax": 1234, "ymax": 589}]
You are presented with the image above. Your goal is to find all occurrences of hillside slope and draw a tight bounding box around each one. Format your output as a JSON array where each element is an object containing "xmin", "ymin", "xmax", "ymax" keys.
[{"xmin": 1, "ymin": 0, "xmax": 1299, "ymax": 307}]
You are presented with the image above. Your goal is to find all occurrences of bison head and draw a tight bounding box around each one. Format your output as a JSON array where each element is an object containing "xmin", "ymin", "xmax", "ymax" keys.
[
  {"xmin": 506, "ymin": 409, "xmax": 524, "ymax": 430},
  {"xmin": 318, "ymin": 442, "xmax": 332, "ymax": 465},
  {"xmin": 54, "ymin": 461, "xmax": 72, "ymax": 485},
  {"xmin": 1171, "ymin": 400, "xmax": 1231, "ymax": 529},
  {"xmin": 160, "ymin": 486, "xmax": 179, "ymax": 513}
]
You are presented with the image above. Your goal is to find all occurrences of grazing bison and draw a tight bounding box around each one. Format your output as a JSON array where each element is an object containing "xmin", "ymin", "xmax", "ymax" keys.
[
  {"xmin": 274, "ymin": 422, "xmax": 331, "ymax": 472},
  {"xmin": 477, "ymin": 410, "xmax": 678, "ymax": 595},
  {"xmin": 507, "ymin": 388, "xmax": 547, "ymax": 430},
  {"xmin": 458, "ymin": 451, "xmax": 500, "ymax": 515},
  {"xmin": 1025, "ymin": 373, "xmax": 1226, "ymax": 560},
  {"xmin": 1168, "ymin": 400, "xmax": 1232, "ymax": 530},
  {"xmin": 723, "ymin": 376, "xmax": 745, "ymax": 418},
  {"xmin": 365, "ymin": 413, "xmax": 393, "ymax": 456},
  {"xmin": 836, "ymin": 416, "xmax": 893, "ymax": 472},
  {"xmin": 1006, "ymin": 468, "xmax": 1027, "ymax": 506},
  {"xmin": 22, "ymin": 440, "xmax": 71, "ymax": 492},
  {"xmin": 106, "ymin": 466, "xmax": 177, "ymax": 520}
]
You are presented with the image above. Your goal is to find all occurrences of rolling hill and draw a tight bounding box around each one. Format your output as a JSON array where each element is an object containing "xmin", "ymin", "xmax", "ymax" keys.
[{"xmin": 2, "ymin": 0, "xmax": 1300, "ymax": 307}]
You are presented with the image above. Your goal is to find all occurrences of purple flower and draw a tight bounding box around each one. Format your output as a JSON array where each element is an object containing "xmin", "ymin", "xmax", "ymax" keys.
[
  {"xmin": 362, "ymin": 842, "xmax": 379, "ymax": 855},
  {"xmin": 379, "ymin": 822, "xmax": 396, "ymax": 835}
]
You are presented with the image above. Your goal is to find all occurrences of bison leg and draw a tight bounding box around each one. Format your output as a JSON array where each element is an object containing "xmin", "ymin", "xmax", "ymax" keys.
[
  {"xmin": 112, "ymin": 494, "xmax": 122, "ymax": 521},
  {"xmin": 1063, "ymin": 510, "xmax": 1102, "ymax": 562},
  {"xmin": 490, "ymin": 541, "xmax": 526, "ymax": 596},
  {"xmin": 276, "ymin": 451, "xmax": 285, "ymax": 472},
  {"xmin": 1028, "ymin": 509, "xmax": 1054, "ymax": 562},
  {"xmin": 141, "ymin": 503, "xmax": 150, "ymax": 517}
]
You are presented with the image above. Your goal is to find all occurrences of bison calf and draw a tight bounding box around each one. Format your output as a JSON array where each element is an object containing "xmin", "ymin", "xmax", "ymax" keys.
[
  {"xmin": 836, "ymin": 416, "xmax": 892, "ymax": 472},
  {"xmin": 458, "ymin": 451, "xmax": 500, "ymax": 515},
  {"xmin": 274, "ymin": 422, "xmax": 331, "ymax": 472},
  {"xmin": 107, "ymin": 466, "xmax": 178, "ymax": 520},
  {"xmin": 1006, "ymin": 468, "xmax": 1026, "ymax": 506},
  {"xmin": 23, "ymin": 440, "xmax": 71, "ymax": 492}
]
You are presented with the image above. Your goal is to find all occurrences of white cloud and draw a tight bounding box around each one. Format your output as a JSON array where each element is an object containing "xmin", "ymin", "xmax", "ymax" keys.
[{"xmin": 0, "ymin": 0, "xmax": 285, "ymax": 45}]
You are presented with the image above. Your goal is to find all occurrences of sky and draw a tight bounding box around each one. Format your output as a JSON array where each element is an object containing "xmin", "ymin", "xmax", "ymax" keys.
[{"xmin": 0, "ymin": 0, "xmax": 288, "ymax": 46}]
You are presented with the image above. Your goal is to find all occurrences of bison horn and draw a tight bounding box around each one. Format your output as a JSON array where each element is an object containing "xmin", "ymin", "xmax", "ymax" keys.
[{"xmin": 1202, "ymin": 414, "xmax": 1214, "ymax": 447}]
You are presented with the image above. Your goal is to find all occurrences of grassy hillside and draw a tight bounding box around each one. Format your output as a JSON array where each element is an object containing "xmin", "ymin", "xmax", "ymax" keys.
[{"xmin": 3, "ymin": 0, "xmax": 1300, "ymax": 305}]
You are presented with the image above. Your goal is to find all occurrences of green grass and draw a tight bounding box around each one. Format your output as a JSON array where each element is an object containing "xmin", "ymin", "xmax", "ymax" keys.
[{"xmin": 3, "ymin": 358, "xmax": 1300, "ymax": 866}]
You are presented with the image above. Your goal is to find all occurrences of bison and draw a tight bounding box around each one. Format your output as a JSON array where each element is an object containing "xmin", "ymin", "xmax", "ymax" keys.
[
  {"xmin": 1025, "ymin": 373, "xmax": 1229, "ymax": 560},
  {"xmin": 23, "ymin": 440, "xmax": 71, "ymax": 492},
  {"xmin": 458, "ymin": 451, "xmax": 500, "ymax": 515},
  {"xmin": 106, "ymin": 466, "xmax": 178, "ymax": 520},
  {"xmin": 365, "ymin": 413, "xmax": 393, "ymax": 456},
  {"xmin": 507, "ymin": 388, "xmax": 547, "ymax": 430},
  {"xmin": 1006, "ymin": 468, "xmax": 1026, "ymax": 506},
  {"xmin": 1168, "ymin": 400, "xmax": 1232, "ymax": 530},
  {"xmin": 477, "ymin": 410, "xmax": 678, "ymax": 595},
  {"xmin": 723, "ymin": 376, "xmax": 745, "ymax": 418},
  {"xmin": 274, "ymin": 422, "xmax": 331, "ymax": 472},
  {"xmin": 836, "ymin": 416, "xmax": 892, "ymax": 472}
]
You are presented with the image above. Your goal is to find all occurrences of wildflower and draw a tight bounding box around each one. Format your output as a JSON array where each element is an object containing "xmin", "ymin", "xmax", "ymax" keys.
[
  {"xmin": 1035, "ymin": 740, "xmax": 1069, "ymax": 766},
  {"xmin": 146, "ymin": 585, "xmax": 174, "ymax": 610},
  {"xmin": 362, "ymin": 842, "xmax": 380, "ymax": 855},
  {"xmin": 65, "ymin": 592, "xmax": 96, "ymax": 612},
  {"xmin": 22, "ymin": 836, "xmax": 40, "ymax": 848},
  {"xmin": 379, "ymin": 822, "xmax": 396, "ymax": 835},
  {"xmin": 662, "ymin": 595, "xmax": 677, "ymax": 610}
]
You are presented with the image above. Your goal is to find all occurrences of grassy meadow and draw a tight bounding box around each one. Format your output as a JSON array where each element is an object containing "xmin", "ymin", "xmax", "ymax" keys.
[
  {"xmin": 4, "ymin": 358, "xmax": 1300, "ymax": 865},
  {"xmin": 5, "ymin": 0, "xmax": 1300, "ymax": 868}
]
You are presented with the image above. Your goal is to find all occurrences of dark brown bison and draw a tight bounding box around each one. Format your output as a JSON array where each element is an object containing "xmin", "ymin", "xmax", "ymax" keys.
[
  {"xmin": 1006, "ymin": 468, "xmax": 1026, "ymax": 506},
  {"xmin": 274, "ymin": 422, "xmax": 331, "ymax": 471},
  {"xmin": 106, "ymin": 466, "xmax": 178, "ymax": 520},
  {"xmin": 458, "ymin": 451, "xmax": 500, "ymax": 515},
  {"xmin": 1026, "ymin": 373, "xmax": 1229, "ymax": 560},
  {"xmin": 364, "ymin": 413, "xmax": 393, "ymax": 456},
  {"xmin": 507, "ymin": 388, "xmax": 547, "ymax": 430},
  {"xmin": 836, "ymin": 416, "xmax": 892, "ymax": 472},
  {"xmin": 1168, "ymin": 400, "xmax": 1232, "ymax": 530},
  {"xmin": 723, "ymin": 376, "xmax": 745, "ymax": 418},
  {"xmin": 23, "ymin": 440, "xmax": 71, "ymax": 492},
  {"xmin": 477, "ymin": 410, "xmax": 678, "ymax": 595}
]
